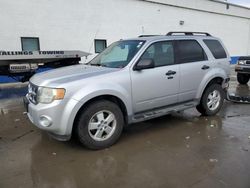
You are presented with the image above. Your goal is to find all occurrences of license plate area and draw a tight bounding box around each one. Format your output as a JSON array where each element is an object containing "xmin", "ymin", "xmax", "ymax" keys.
[{"xmin": 9, "ymin": 63, "xmax": 38, "ymax": 73}]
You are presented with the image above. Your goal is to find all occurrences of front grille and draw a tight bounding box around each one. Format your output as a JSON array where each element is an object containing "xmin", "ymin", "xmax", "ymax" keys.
[
  {"xmin": 246, "ymin": 61, "xmax": 250, "ymax": 65},
  {"xmin": 28, "ymin": 83, "xmax": 38, "ymax": 104}
]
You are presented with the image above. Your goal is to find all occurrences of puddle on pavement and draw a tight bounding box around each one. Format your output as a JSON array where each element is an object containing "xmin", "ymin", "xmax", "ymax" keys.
[
  {"xmin": 228, "ymin": 84, "xmax": 250, "ymax": 103},
  {"xmin": 0, "ymin": 85, "xmax": 27, "ymax": 115},
  {"xmin": 233, "ymin": 85, "xmax": 250, "ymax": 96}
]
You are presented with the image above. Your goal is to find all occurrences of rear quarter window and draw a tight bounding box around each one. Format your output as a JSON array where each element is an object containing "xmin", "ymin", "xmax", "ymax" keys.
[{"xmin": 203, "ymin": 39, "xmax": 227, "ymax": 59}]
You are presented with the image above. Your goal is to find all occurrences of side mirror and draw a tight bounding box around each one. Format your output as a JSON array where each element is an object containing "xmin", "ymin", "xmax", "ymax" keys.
[{"xmin": 134, "ymin": 58, "xmax": 155, "ymax": 71}]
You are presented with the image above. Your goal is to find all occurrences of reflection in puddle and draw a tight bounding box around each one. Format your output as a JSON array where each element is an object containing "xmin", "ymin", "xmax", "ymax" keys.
[
  {"xmin": 228, "ymin": 84, "xmax": 250, "ymax": 97},
  {"xmin": 29, "ymin": 114, "xmax": 227, "ymax": 188},
  {"xmin": 234, "ymin": 85, "xmax": 250, "ymax": 96},
  {"xmin": 228, "ymin": 84, "xmax": 250, "ymax": 103}
]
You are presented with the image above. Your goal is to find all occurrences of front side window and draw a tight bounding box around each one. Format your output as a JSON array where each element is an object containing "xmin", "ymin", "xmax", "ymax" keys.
[
  {"xmin": 90, "ymin": 40, "xmax": 145, "ymax": 68},
  {"xmin": 21, "ymin": 37, "xmax": 40, "ymax": 51},
  {"xmin": 177, "ymin": 40, "xmax": 207, "ymax": 64},
  {"xmin": 140, "ymin": 41, "xmax": 175, "ymax": 67},
  {"xmin": 203, "ymin": 39, "xmax": 227, "ymax": 59}
]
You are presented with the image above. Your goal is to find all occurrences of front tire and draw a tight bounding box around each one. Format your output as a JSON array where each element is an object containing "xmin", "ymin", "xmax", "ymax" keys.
[
  {"xmin": 196, "ymin": 84, "xmax": 225, "ymax": 116},
  {"xmin": 237, "ymin": 73, "xmax": 249, "ymax": 85},
  {"xmin": 76, "ymin": 100, "xmax": 124, "ymax": 150}
]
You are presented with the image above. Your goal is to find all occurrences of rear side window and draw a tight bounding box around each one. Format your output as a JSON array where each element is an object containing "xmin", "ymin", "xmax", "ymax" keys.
[
  {"xmin": 177, "ymin": 40, "xmax": 207, "ymax": 64},
  {"xmin": 203, "ymin": 39, "xmax": 227, "ymax": 59}
]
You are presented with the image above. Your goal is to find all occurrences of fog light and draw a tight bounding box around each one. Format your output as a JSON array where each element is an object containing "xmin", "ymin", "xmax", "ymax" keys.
[{"xmin": 39, "ymin": 115, "xmax": 52, "ymax": 127}]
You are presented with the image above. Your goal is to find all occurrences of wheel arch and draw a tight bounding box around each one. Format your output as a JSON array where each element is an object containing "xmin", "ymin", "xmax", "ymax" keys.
[
  {"xmin": 196, "ymin": 76, "xmax": 224, "ymax": 102},
  {"xmin": 71, "ymin": 94, "xmax": 129, "ymax": 136}
]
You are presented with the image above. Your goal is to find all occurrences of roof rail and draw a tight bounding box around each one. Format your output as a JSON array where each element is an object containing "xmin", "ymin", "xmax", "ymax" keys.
[
  {"xmin": 166, "ymin": 32, "xmax": 211, "ymax": 36},
  {"xmin": 138, "ymin": 35, "xmax": 161, "ymax": 37}
]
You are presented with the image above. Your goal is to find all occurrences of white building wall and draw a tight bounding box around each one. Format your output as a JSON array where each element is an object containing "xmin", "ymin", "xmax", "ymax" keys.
[{"xmin": 0, "ymin": 0, "xmax": 250, "ymax": 61}]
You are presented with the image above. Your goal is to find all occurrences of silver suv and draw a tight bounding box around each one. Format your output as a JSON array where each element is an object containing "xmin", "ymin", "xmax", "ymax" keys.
[{"xmin": 24, "ymin": 32, "xmax": 231, "ymax": 149}]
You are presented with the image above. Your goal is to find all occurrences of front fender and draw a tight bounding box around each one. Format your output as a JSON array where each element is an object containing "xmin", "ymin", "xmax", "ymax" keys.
[
  {"xmin": 196, "ymin": 68, "xmax": 228, "ymax": 100},
  {"xmin": 73, "ymin": 83, "xmax": 131, "ymax": 110},
  {"xmin": 64, "ymin": 83, "xmax": 132, "ymax": 136}
]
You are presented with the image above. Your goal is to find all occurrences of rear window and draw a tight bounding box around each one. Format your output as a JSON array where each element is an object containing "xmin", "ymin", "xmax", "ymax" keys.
[
  {"xmin": 203, "ymin": 39, "xmax": 227, "ymax": 59},
  {"xmin": 177, "ymin": 40, "xmax": 207, "ymax": 64}
]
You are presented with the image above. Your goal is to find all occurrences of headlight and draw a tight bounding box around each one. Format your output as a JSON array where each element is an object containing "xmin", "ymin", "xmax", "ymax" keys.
[
  {"xmin": 238, "ymin": 60, "xmax": 246, "ymax": 65},
  {"xmin": 37, "ymin": 87, "xmax": 66, "ymax": 104}
]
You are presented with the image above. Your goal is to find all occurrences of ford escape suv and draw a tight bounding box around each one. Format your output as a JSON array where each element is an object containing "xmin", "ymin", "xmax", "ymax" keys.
[{"xmin": 24, "ymin": 32, "xmax": 231, "ymax": 149}]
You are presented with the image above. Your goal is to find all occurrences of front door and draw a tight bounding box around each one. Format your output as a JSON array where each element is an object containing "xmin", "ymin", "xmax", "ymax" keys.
[{"xmin": 130, "ymin": 41, "xmax": 180, "ymax": 113}]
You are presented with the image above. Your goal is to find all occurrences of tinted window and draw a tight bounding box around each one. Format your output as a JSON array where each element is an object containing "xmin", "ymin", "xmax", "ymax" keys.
[
  {"xmin": 204, "ymin": 39, "xmax": 227, "ymax": 59},
  {"xmin": 177, "ymin": 40, "xmax": 207, "ymax": 64},
  {"xmin": 141, "ymin": 41, "xmax": 174, "ymax": 67}
]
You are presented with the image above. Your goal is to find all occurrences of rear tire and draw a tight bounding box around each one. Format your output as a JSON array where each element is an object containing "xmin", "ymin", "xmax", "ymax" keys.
[
  {"xmin": 76, "ymin": 100, "xmax": 124, "ymax": 150},
  {"xmin": 237, "ymin": 73, "xmax": 249, "ymax": 85},
  {"xmin": 196, "ymin": 84, "xmax": 225, "ymax": 116}
]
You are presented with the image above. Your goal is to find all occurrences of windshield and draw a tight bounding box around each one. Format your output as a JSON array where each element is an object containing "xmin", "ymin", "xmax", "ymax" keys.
[{"xmin": 89, "ymin": 40, "xmax": 145, "ymax": 68}]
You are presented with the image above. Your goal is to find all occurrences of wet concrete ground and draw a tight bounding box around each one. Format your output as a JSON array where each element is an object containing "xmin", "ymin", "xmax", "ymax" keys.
[{"xmin": 0, "ymin": 80, "xmax": 250, "ymax": 188}]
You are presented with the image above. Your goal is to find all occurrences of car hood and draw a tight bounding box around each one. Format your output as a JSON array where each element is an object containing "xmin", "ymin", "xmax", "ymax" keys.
[{"xmin": 30, "ymin": 64, "xmax": 119, "ymax": 86}]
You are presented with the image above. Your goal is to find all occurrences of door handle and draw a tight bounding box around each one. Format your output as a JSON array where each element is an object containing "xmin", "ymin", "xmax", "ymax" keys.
[
  {"xmin": 201, "ymin": 65, "xmax": 210, "ymax": 70},
  {"xmin": 166, "ymin": 70, "xmax": 176, "ymax": 76}
]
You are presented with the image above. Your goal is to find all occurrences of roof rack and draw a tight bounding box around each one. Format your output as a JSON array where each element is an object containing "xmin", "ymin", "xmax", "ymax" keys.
[
  {"xmin": 166, "ymin": 32, "xmax": 211, "ymax": 36},
  {"xmin": 138, "ymin": 35, "xmax": 161, "ymax": 37}
]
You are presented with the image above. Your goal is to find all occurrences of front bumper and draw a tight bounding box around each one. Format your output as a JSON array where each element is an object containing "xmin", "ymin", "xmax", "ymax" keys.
[
  {"xmin": 24, "ymin": 95, "xmax": 79, "ymax": 141},
  {"xmin": 235, "ymin": 65, "xmax": 250, "ymax": 74}
]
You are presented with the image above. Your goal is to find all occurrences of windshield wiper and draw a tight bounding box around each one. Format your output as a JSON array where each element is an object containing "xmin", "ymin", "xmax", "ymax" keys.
[{"xmin": 90, "ymin": 63, "xmax": 107, "ymax": 67}]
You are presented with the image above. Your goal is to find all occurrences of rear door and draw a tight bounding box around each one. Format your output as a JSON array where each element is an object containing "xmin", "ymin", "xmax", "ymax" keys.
[
  {"xmin": 130, "ymin": 41, "xmax": 180, "ymax": 113},
  {"xmin": 177, "ymin": 39, "xmax": 210, "ymax": 102}
]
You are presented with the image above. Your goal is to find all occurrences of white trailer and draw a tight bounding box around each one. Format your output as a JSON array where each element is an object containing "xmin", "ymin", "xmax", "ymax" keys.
[{"xmin": 0, "ymin": 50, "xmax": 90, "ymax": 82}]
